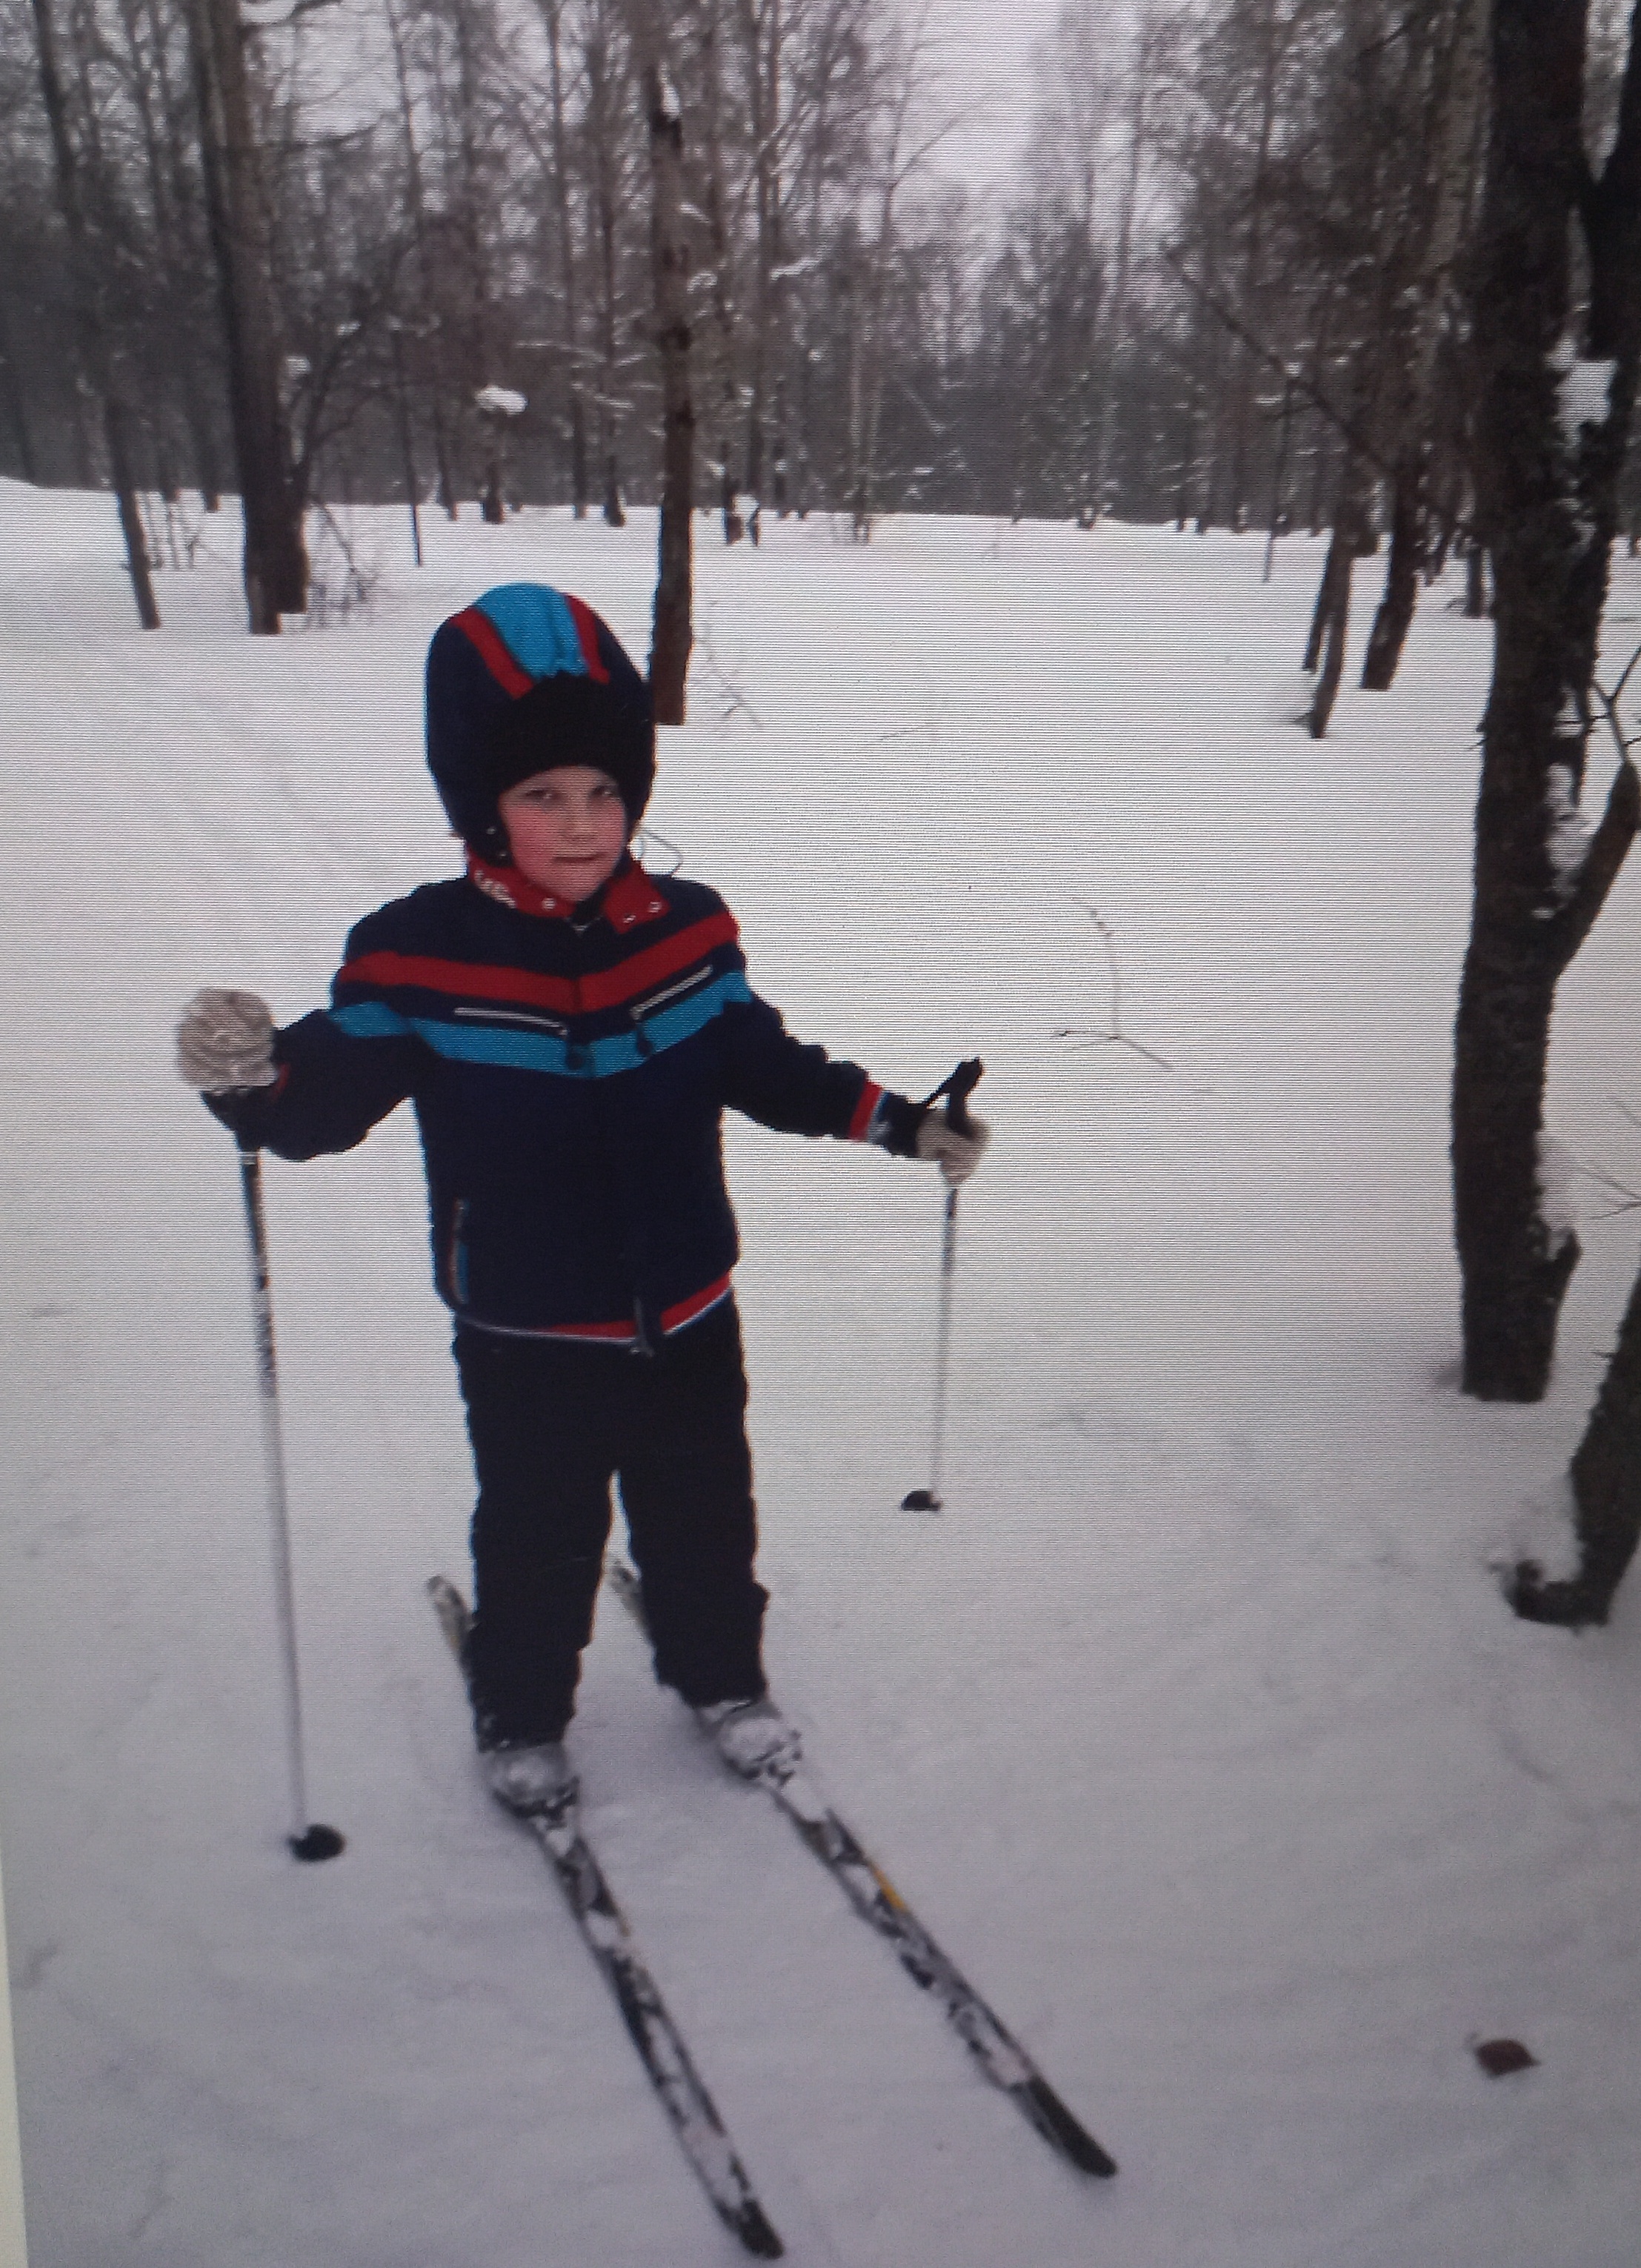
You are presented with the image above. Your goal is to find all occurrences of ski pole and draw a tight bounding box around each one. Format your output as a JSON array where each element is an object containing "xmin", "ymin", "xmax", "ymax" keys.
[
  {"xmin": 902, "ymin": 1060, "xmax": 984, "ymax": 1512},
  {"xmin": 235, "ymin": 1143, "xmax": 344, "ymax": 1863}
]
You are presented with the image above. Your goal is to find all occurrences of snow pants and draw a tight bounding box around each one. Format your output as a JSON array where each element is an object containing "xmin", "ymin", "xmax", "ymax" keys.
[{"xmin": 453, "ymin": 1297, "xmax": 769, "ymax": 1748}]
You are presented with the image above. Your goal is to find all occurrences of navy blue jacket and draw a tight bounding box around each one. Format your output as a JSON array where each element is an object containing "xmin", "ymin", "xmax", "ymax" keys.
[{"xmin": 220, "ymin": 856, "xmax": 917, "ymax": 1347}]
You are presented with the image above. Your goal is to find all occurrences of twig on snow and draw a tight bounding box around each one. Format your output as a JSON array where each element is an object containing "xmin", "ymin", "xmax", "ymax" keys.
[
  {"xmin": 696, "ymin": 605, "xmax": 763, "ymax": 728},
  {"xmin": 1053, "ymin": 902, "xmax": 1174, "ymax": 1071}
]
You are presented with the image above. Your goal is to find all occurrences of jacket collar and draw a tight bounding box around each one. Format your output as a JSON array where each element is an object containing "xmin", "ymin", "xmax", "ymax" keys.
[{"xmin": 465, "ymin": 846, "xmax": 670, "ymax": 929}]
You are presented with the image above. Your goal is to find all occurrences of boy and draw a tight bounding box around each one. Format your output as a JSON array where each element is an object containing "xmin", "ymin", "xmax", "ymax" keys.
[{"xmin": 176, "ymin": 584, "xmax": 987, "ymax": 1816}]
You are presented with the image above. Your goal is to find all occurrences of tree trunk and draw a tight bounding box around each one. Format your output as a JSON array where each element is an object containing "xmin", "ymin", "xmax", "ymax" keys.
[
  {"xmin": 539, "ymin": 0, "xmax": 588, "ymax": 518},
  {"xmin": 1359, "ymin": 459, "xmax": 1426, "ymax": 688},
  {"xmin": 1453, "ymin": 0, "xmax": 1641, "ymax": 1400},
  {"xmin": 28, "ymin": 0, "xmax": 160, "ymax": 628},
  {"xmin": 1463, "ymin": 533, "xmax": 1489, "ymax": 615},
  {"xmin": 0, "ymin": 294, "xmax": 41, "ymax": 485},
  {"xmin": 186, "ymin": 0, "xmax": 306, "ymax": 630},
  {"xmin": 382, "ymin": 0, "xmax": 459, "ymax": 519},
  {"xmin": 1087, "ymin": 48, "xmax": 1148, "ymax": 529},
  {"xmin": 642, "ymin": 51, "xmax": 693, "ymax": 723},
  {"xmin": 699, "ymin": 0, "xmax": 743, "ymax": 543},
  {"xmin": 1304, "ymin": 435, "xmax": 1374, "ymax": 733},
  {"xmin": 1358, "ymin": 0, "xmax": 1491, "ymax": 690}
]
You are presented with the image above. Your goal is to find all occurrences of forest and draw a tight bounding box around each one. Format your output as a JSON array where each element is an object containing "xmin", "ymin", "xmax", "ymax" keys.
[
  {"xmin": 4, "ymin": 0, "xmax": 1634, "ymax": 569},
  {"xmin": 8, "ymin": 0, "xmax": 1641, "ymax": 1606}
]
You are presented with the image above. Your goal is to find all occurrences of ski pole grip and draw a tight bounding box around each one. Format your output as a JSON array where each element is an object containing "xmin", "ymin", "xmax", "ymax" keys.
[{"xmin": 942, "ymin": 1057, "xmax": 984, "ymax": 1138}]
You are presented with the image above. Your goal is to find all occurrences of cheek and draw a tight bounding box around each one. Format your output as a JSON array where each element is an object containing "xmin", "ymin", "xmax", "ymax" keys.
[{"xmin": 503, "ymin": 806, "xmax": 564, "ymax": 860}]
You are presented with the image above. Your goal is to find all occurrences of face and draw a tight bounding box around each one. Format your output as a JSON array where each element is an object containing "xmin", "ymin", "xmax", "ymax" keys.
[{"xmin": 497, "ymin": 765, "xmax": 629, "ymax": 900}]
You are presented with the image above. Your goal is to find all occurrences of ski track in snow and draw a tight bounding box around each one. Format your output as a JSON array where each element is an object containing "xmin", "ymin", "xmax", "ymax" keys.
[{"xmin": 3, "ymin": 481, "xmax": 1640, "ymax": 2267}]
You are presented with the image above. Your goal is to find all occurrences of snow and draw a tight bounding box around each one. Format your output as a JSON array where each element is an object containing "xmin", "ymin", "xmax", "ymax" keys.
[
  {"xmin": 474, "ymin": 386, "xmax": 527, "ymax": 419},
  {"xmin": 3, "ymin": 482, "xmax": 1640, "ymax": 2267},
  {"xmin": 1554, "ymin": 346, "xmax": 1618, "ymax": 444},
  {"xmin": 1546, "ymin": 759, "xmax": 1594, "ymax": 895},
  {"xmin": 1537, "ymin": 1134, "xmax": 1581, "ymax": 1257}
]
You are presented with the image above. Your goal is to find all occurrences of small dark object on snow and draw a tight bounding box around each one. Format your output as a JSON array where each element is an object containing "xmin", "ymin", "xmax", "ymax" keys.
[
  {"xmin": 1474, "ymin": 2037, "xmax": 1537, "ymax": 2077},
  {"xmin": 900, "ymin": 1487, "xmax": 942, "ymax": 1512},
  {"xmin": 290, "ymin": 1824, "xmax": 345, "ymax": 1862}
]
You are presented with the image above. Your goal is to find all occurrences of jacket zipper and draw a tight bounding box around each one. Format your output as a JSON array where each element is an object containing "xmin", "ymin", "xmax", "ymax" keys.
[
  {"xmin": 628, "ymin": 962, "xmax": 713, "ymax": 1060},
  {"xmin": 453, "ymin": 1005, "xmax": 569, "ymax": 1036}
]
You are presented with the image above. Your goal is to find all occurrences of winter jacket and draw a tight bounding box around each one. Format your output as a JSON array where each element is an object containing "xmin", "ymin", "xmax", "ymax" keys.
[{"xmin": 216, "ymin": 854, "xmax": 919, "ymax": 1347}]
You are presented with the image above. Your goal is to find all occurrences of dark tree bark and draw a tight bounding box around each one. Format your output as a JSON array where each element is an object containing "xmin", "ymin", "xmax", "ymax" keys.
[
  {"xmin": 539, "ymin": 0, "xmax": 589, "ymax": 518},
  {"xmin": 0, "ymin": 295, "xmax": 41, "ymax": 486},
  {"xmin": 699, "ymin": 0, "xmax": 744, "ymax": 543},
  {"xmin": 186, "ymin": 0, "xmax": 307, "ymax": 631},
  {"xmin": 1359, "ymin": 0, "xmax": 1489, "ymax": 691},
  {"xmin": 28, "ymin": 0, "xmax": 160, "ymax": 628},
  {"xmin": 641, "ymin": 42, "xmax": 694, "ymax": 722},
  {"xmin": 1453, "ymin": 0, "xmax": 1641, "ymax": 1400},
  {"xmin": 385, "ymin": 0, "xmax": 459, "ymax": 519},
  {"xmin": 1359, "ymin": 465, "xmax": 1426, "ymax": 690}
]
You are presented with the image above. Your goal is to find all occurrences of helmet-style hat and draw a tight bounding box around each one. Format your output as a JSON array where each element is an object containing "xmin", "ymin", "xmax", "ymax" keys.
[{"xmin": 425, "ymin": 584, "xmax": 654, "ymax": 862}]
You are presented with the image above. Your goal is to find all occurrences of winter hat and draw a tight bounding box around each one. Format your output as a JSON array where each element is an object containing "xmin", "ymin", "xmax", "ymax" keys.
[{"xmin": 425, "ymin": 584, "xmax": 654, "ymax": 862}]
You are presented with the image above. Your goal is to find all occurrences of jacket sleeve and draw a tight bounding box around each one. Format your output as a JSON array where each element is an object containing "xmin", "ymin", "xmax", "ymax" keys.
[
  {"xmin": 719, "ymin": 981, "xmax": 924, "ymax": 1153},
  {"xmin": 202, "ymin": 924, "xmax": 426, "ymax": 1159}
]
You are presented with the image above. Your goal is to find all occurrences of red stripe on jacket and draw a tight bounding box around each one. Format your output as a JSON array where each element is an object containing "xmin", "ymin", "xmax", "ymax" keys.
[
  {"xmin": 847, "ymin": 1080, "xmax": 884, "ymax": 1140},
  {"xmin": 339, "ymin": 911, "xmax": 740, "ymax": 1018},
  {"xmin": 471, "ymin": 1273, "xmax": 731, "ymax": 1346}
]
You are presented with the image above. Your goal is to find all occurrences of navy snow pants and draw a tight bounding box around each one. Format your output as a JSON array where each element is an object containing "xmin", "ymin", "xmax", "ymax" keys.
[{"xmin": 453, "ymin": 1297, "xmax": 769, "ymax": 1748}]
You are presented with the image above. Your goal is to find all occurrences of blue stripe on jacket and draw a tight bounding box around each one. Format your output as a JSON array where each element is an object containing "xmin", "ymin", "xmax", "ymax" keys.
[{"xmin": 330, "ymin": 968, "xmax": 753, "ymax": 1079}]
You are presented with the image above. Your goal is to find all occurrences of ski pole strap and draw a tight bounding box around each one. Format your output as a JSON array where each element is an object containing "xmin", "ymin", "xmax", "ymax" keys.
[{"xmin": 920, "ymin": 1057, "xmax": 984, "ymax": 1138}]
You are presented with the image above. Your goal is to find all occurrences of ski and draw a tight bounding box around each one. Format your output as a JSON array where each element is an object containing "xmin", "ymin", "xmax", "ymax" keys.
[
  {"xmin": 604, "ymin": 1557, "xmax": 1117, "ymax": 2180},
  {"xmin": 427, "ymin": 1577, "xmax": 785, "ymax": 2260}
]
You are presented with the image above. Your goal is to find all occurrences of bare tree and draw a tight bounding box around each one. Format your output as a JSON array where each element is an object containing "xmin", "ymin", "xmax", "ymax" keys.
[
  {"xmin": 187, "ymin": 0, "xmax": 307, "ymax": 629},
  {"xmin": 632, "ymin": 0, "xmax": 693, "ymax": 718},
  {"xmin": 1451, "ymin": 0, "xmax": 1641, "ymax": 1400},
  {"xmin": 27, "ymin": 0, "xmax": 159, "ymax": 625},
  {"xmin": 1359, "ymin": 0, "xmax": 1489, "ymax": 690}
]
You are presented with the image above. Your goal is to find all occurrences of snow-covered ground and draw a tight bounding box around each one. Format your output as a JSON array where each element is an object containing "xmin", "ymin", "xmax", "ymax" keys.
[{"xmin": 2, "ymin": 479, "xmax": 1639, "ymax": 2268}]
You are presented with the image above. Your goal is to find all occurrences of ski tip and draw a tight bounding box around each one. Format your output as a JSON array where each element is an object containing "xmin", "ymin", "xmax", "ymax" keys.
[
  {"xmin": 899, "ymin": 1488, "xmax": 942, "ymax": 1512},
  {"xmin": 729, "ymin": 2199, "xmax": 785, "ymax": 2258},
  {"xmin": 289, "ymin": 1823, "xmax": 345, "ymax": 1863},
  {"xmin": 1020, "ymin": 2076, "xmax": 1117, "ymax": 2178}
]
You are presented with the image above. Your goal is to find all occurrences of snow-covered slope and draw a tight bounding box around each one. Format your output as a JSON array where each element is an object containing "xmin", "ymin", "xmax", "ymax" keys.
[{"xmin": 2, "ymin": 481, "xmax": 1638, "ymax": 2267}]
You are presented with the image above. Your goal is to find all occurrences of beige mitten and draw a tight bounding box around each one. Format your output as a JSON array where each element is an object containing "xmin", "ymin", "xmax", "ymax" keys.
[
  {"xmin": 175, "ymin": 988, "xmax": 279, "ymax": 1092},
  {"xmin": 914, "ymin": 1113, "xmax": 991, "ymax": 1185}
]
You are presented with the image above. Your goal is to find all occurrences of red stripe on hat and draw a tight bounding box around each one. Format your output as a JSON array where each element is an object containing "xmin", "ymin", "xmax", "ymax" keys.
[
  {"xmin": 563, "ymin": 594, "xmax": 612, "ymax": 684},
  {"xmin": 453, "ymin": 606, "xmax": 533, "ymax": 696},
  {"xmin": 847, "ymin": 1080, "xmax": 884, "ymax": 1141}
]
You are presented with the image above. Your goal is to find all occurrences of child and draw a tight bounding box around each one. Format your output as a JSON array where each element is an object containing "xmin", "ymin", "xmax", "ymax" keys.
[{"xmin": 176, "ymin": 583, "xmax": 988, "ymax": 1816}]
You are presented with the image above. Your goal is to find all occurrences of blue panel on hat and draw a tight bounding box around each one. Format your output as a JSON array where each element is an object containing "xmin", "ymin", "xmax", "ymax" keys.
[{"xmin": 471, "ymin": 584, "xmax": 590, "ymax": 682}]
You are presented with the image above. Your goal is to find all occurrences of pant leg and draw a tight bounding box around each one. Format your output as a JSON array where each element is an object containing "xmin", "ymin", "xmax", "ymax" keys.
[
  {"xmin": 454, "ymin": 1326, "xmax": 619, "ymax": 1747},
  {"xmin": 614, "ymin": 1299, "xmax": 769, "ymax": 1709}
]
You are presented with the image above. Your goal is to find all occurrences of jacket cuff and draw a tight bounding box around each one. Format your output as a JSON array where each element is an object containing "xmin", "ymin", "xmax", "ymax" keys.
[{"xmin": 865, "ymin": 1090, "xmax": 927, "ymax": 1157}]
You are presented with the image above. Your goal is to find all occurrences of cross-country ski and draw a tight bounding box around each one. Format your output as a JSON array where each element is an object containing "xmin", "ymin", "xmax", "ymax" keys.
[
  {"xmin": 427, "ymin": 1577, "xmax": 784, "ymax": 2261},
  {"xmin": 603, "ymin": 1556, "xmax": 1117, "ymax": 2179}
]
